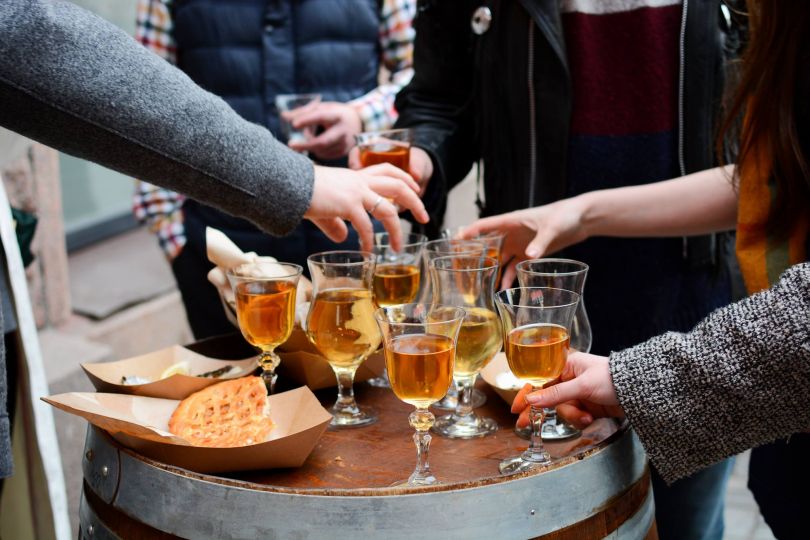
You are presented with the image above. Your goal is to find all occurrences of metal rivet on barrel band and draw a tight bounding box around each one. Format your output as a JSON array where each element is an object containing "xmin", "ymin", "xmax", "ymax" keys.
[
  {"xmin": 87, "ymin": 524, "xmax": 95, "ymax": 536},
  {"xmin": 101, "ymin": 466, "xmax": 109, "ymax": 478},
  {"xmin": 530, "ymin": 509, "xmax": 536, "ymax": 516},
  {"xmin": 85, "ymin": 449, "xmax": 93, "ymax": 462},
  {"xmin": 471, "ymin": 6, "xmax": 492, "ymax": 35}
]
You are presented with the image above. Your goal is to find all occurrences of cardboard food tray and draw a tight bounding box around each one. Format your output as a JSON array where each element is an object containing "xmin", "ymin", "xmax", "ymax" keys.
[
  {"xmin": 278, "ymin": 327, "xmax": 385, "ymax": 390},
  {"xmin": 82, "ymin": 345, "xmax": 258, "ymax": 400},
  {"xmin": 480, "ymin": 352, "xmax": 523, "ymax": 406},
  {"xmin": 42, "ymin": 386, "xmax": 332, "ymax": 473}
]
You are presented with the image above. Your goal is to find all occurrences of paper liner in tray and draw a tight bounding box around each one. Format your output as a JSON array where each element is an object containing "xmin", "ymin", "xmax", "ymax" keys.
[
  {"xmin": 82, "ymin": 345, "xmax": 258, "ymax": 400},
  {"xmin": 278, "ymin": 327, "xmax": 385, "ymax": 390},
  {"xmin": 42, "ymin": 386, "xmax": 332, "ymax": 473},
  {"xmin": 480, "ymin": 352, "xmax": 523, "ymax": 406}
]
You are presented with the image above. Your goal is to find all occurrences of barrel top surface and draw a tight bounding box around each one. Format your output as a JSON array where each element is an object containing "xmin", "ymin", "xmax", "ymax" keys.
[{"xmin": 108, "ymin": 380, "xmax": 625, "ymax": 497}]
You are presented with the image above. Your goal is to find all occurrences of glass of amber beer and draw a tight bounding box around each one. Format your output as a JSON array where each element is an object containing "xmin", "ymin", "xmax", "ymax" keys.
[
  {"xmin": 372, "ymin": 232, "xmax": 427, "ymax": 307},
  {"xmin": 307, "ymin": 251, "xmax": 381, "ymax": 427},
  {"xmin": 227, "ymin": 261, "xmax": 303, "ymax": 393},
  {"xmin": 355, "ymin": 128, "xmax": 413, "ymax": 171},
  {"xmin": 374, "ymin": 304, "xmax": 465, "ymax": 486},
  {"xmin": 430, "ymin": 255, "xmax": 501, "ymax": 438},
  {"xmin": 442, "ymin": 227, "xmax": 506, "ymax": 287},
  {"xmin": 494, "ymin": 287, "xmax": 580, "ymax": 475}
]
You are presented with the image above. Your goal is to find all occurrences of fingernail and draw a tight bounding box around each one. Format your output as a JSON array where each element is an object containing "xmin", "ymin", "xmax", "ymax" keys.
[
  {"xmin": 526, "ymin": 393, "xmax": 543, "ymax": 405},
  {"xmin": 526, "ymin": 249, "xmax": 539, "ymax": 258},
  {"xmin": 581, "ymin": 415, "xmax": 592, "ymax": 424}
]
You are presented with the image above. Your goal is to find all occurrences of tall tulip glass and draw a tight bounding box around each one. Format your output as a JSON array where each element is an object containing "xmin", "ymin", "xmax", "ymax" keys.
[
  {"xmin": 442, "ymin": 227, "xmax": 506, "ymax": 287},
  {"xmin": 421, "ymin": 239, "xmax": 488, "ymax": 411},
  {"xmin": 367, "ymin": 232, "xmax": 427, "ymax": 388},
  {"xmin": 430, "ymin": 255, "xmax": 501, "ymax": 438},
  {"xmin": 306, "ymin": 251, "xmax": 380, "ymax": 428},
  {"xmin": 495, "ymin": 287, "xmax": 579, "ymax": 475},
  {"xmin": 516, "ymin": 259, "xmax": 591, "ymax": 440},
  {"xmin": 375, "ymin": 304, "xmax": 465, "ymax": 486},
  {"xmin": 227, "ymin": 261, "xmax": 302, "ymax": 394}
]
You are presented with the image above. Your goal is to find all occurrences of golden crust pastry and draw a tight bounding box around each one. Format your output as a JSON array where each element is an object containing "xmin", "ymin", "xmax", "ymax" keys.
[{"xmin": 168, "ymin": 376, "xmax": 273, "ymax": 447}]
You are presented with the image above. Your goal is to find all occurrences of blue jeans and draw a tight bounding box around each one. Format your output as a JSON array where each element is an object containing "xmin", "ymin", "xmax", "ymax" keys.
[{"xmin": 651, "ymin": 458, "xmax": 734, "ymax": 540}]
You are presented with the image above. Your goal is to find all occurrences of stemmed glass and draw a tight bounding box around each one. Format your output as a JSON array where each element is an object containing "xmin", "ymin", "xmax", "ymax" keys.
[
  {"xmin": 442, "ymin": 227, "xmax": 506, "ymax": 286},
  {"xmin": 306, "ymin": 251, "xmax": 381, "ymax": 427},
  {"xmin": 516, "ymin": 259, "xmax": 591, "ymax": 440},
  {"xmin": 374, "ymin": 304, "xmax": 465, "ymax": 486},
  {"xmin": 367, "ymin": 232, "xmax": 427, "ymax": 388},
  {"xmin": 494, "ymin": 287, "xmax": 580, "ymax": 475},
  {"xmin": 430, "ymin": 255, "xmax": 501, "ymax": 438},
  {"xmin": 420, "ymin": 239, "xmax": 488, "ymax": 410},
  {"xmin": 227, "ymin": 261, "xmax": 302, "ymax": 393}
]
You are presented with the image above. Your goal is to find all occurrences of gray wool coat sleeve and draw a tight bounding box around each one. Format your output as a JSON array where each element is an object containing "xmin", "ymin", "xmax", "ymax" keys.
[
  {"xmin": 0, "ymin": 0, "xmax": 314, "ymax": 237},
  {"xmin": 609, "ymin": 262, "xmax": 810, "ymax": 483}
]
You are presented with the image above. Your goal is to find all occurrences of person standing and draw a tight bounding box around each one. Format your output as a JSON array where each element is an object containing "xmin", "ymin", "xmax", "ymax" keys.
[
  {"xmin": 392, "ymin": 1, "xmax": 745, "ymax": 538},
  {"xmin": 133, "ymin": 0, "xmax": 416, "ymax": 338}
]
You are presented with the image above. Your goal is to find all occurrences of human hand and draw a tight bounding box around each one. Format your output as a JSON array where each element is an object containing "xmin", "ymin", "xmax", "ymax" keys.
[
  {"xmin": 348, "ymin": 146, "xmax": 434, "ymax": 196},
  {"xmin": 460, "ymin": 196, "xmax": 589, "ymax": 288},
  {"xmin": 287, "ymin": 102, "xmax": 363, "ymax": 160},
  {"xmin": 512, "ymin": 351, "xmax": 625, "ymax": 430},
  {"xmin": 304, "ymin": 164, "xmax": 429, "ymax": 252}
]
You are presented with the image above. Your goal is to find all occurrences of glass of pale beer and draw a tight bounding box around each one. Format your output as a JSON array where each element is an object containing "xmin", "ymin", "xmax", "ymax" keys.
[
  {"xmin": 374, "ymin": 304, "xmax": 465, "ymax": 486},
  {"xmin": 494, "ymin": 287, "xmax": 580, "ymax": 475},
  {"xmin": 227, "ymin": 261, "xmax": 303, "ymax": 393},
  {"xmin": 372, "ymin": 232, "xmax": 427, "ymax": 307},
  {"xmin": 306, "ymin": 251, "xmax": 381, "ymax": 427},
  {"xmin": 515, "ymin": 259, "xmax": 592, "ymax": 441},
  {"xmin": 430, "ymin": 255, "xmax": 501, "ymax": 438},
  {"xmin": 355, "ymin": 128, "xmax": 413, "ymax": 172},
  {"xmin": 442, "ymin": 227, "xmax": 506, "ymax": 287}
]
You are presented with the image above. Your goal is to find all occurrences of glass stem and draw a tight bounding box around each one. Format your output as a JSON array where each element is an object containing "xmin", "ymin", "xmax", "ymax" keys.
[
  {"xmin": 524, "ymin": 402, "xmax": 551, "ymax": 463},
  {"xmin": 334, "ymin": 368, "xmax": 358, "ymax": 413},
  {"xmin": 455, "ymin": 377, "xmax": 475, "ymax": 419},
  {"xmin": 543, "ymin": 406, "xmax": 557, "ymax": 425},
  {"xmin": 409, "ymin": 408, "xmax": 435, "ymax": 483},
  {"xmin": 258, "ymin": 351, "xmax": 279, "ymax": 394}
]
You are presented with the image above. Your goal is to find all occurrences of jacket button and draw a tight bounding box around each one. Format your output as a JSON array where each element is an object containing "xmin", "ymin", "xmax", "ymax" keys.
[{"xmin": 471, "ymin": 6, "xmax": 492, "ymax": 35}]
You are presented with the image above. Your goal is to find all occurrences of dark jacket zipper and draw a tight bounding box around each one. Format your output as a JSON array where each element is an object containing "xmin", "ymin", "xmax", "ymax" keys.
[
  {"xmin": 678, "ymin": 0, "xmax": 689, "ymax": 257},
  {"xmin": 527, "ymin": 19, "xmax": 538, "ymax": 207}
]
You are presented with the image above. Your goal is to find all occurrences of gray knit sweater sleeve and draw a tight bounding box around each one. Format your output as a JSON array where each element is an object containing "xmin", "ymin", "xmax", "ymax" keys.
[
  {"xmin": 0, "ymin": 0, "xmax": 313, "ymax": 236},
  {"xmin": 610, "ymin": 262, "xmax": 810, "ymax": 483}
]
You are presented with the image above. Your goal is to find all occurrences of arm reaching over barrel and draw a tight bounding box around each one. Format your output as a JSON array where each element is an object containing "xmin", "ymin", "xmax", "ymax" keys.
[{"xmin": 513, "ymin": 263, "xmax": 810, "ymax": 483}]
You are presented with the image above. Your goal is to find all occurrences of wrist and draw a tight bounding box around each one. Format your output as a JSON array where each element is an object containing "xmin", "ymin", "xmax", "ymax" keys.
[{"xmin": 575, "ymin": 191, "xmax": 603, "ymax": 242}]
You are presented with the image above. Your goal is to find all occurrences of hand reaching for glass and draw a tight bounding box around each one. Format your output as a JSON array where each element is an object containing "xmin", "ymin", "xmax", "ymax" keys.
[
  {"xmin": 305, "ymin": 164, "xmax": 429, "ymax": 253},
  {"xmin": 349, "ymin": 145, "xmax": 434, "ymax": 196},
  {"xmin": 512, "ymin": 351, "xmax": 626, "ymax": 430},
  {"xmin": 460, "ymin": 196, "xmax": 590, "ymax": 288},
  {"xmin": 285, "ymin": 102, "xmax": 363, "ymax": 160}
]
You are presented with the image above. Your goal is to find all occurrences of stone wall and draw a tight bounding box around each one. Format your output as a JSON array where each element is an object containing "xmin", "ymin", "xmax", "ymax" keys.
[{"xmin": 1, "ymin": 143, "xmax": 71, "ymax": 328}]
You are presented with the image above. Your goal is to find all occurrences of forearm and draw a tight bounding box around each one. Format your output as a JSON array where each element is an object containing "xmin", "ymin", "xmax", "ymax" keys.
[
  {"xmin": 610, "ymin": 262, "xmax": 810, "ymax": 483},
  {"xmin": 0, "ymin": 0, "xmax": 313, "ymax": 237},
  {"xmin": 579, "ymin": 165, "xmax": 738, "ymax": 239}
]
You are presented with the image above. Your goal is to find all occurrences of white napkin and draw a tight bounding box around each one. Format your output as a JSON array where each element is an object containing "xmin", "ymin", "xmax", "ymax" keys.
[{"xmin": 205, "ymin": 227, "xmax": 312, "ymax": 327}]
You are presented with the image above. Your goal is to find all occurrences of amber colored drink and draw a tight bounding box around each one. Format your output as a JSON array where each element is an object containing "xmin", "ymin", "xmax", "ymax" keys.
[
  {"xmin": 307, "ymin": 288, "xmax": 381, "ymax": 370},
  {"xmin": 359, "ymin": 143, "xmax": 410, "ymax": 171},
  {"xmin": 235, "ymin": 281, "xmax": 297, "ymax": 351},
  {"xmin": 486, "ymin": 247, "xmax": 504, "ymax": 285},
  {"xmin": 506, "ymin": 324, "xmax": 570, "ymax": 386},
  {"xmin": 373, "ymin": 264, "xmax": 420, "ymax": 307},
  {"xmin": 454, "ymin": 307, "xmax": 501, "ymax": 378},
  {"xmin": 386, "ymin": 334, "xmax": 455, "ymax": 408}
]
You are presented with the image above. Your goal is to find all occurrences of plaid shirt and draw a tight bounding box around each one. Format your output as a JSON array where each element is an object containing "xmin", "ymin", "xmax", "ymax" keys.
[{"xmin": 132, "ymin": 0, "xmax": 415, "ymax": 259}]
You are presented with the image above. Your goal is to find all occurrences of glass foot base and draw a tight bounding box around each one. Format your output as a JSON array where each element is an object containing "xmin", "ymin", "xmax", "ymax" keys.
[
  {"xmin": 433, "ymin": 388, "xmax": 487, "ymax": 411},
  {"xmin": 499, "ymin": 452, "xmax": 552, "ymax": 476},
  {"xmin": 432, "ymin": 414, "xmax": 498, "ymax": 439},
  {"xmin": 329, "ymin": 406, "xmax": 377, "ymax": 429},
  {"xmin": 514, "ymin": 418, "xmax": 581, "ymax": 440},
  {"xmin": 391, "ymin": 474, "xmax": 438, "ymax": 487},
  {"xmin": 365, "ymin": 375, "xmax": 390, "ymax": 388}
]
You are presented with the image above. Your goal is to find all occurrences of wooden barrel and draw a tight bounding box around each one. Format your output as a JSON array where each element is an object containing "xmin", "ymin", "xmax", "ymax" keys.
[{"xmin": 78, "ymin": 382, "xmax": 654, "ymax": 539}]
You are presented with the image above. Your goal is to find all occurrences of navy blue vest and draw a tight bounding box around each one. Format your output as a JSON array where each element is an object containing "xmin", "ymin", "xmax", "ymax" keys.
[{"xmin": 172, "ymin": 0, "xmax": 380, "ymax": 140}]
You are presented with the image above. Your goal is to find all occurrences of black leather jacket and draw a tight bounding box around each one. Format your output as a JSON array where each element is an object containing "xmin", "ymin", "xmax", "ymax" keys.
[{"xmin": 396, "ymin": 0, "xmax": 746, "ymax": 263}]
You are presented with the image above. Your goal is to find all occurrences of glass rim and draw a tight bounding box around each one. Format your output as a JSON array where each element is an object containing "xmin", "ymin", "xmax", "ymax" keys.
[
  {"xmin": 424, "ymin": 238, "xmax": 486, "ymax": 254},
  {"xmin": 226, "ymin": 261, "xmax": 303, "ymax": 280},
  {"xmin": 355, "ymin": 127, "xmax": 413, "ymax": 140},
  {"xmin": 495, "ymin": 287, "xmax": 581, "ymax": 309},
  {"xmin": 373, "ymin": 303, "xmax": 466, "ymax": 326},
  {"xmin": 307, "ymin": 250, "xmax": 374, "ymax": 267},
  {"xmin": 374, "ymin": 232, "xmax": 427, "ymax": 249},
  {"xmin": 429, "ymin": 255, "xmax": 499, "ymax": 272},
  {"xmin": 516, "ymin": 258, "xmax": 589, "ymax": 276}
]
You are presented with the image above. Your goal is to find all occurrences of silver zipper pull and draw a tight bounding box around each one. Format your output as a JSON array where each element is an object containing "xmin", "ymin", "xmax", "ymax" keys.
[{"xmin": 471, "ymin": 6, "xmax": 492, "ymax": 35}]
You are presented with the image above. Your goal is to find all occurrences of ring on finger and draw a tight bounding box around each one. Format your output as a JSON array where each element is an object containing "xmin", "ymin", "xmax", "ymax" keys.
[{"xmin": 367, "ymin": 195, "xmax": 384, "ymax": 214}]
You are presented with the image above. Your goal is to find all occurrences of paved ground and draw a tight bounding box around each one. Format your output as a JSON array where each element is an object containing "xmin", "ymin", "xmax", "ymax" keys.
[{"xmin": 41, "ymin": 179, "xmax": 775, "ymax": 537}]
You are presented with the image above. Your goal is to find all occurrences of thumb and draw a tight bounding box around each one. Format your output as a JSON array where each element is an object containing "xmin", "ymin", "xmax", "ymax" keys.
[
  {"xmin": 525, "ymin": 379, "xmax": 583, "ymax": 409},
  {"xmin": 525, "ymin": 231, "xmax": 551, "ymax": 260}
]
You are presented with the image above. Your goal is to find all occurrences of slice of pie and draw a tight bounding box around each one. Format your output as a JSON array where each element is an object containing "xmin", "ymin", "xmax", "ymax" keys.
[{"xmin": 168, "ymin": 376, "xmax": 273, "ymax": 447}]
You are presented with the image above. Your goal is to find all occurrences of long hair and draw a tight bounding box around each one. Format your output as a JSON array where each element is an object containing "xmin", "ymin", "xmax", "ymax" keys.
[{"xmin": 718, "ymin": 0, "xmax": 810, "ymax": 238}]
